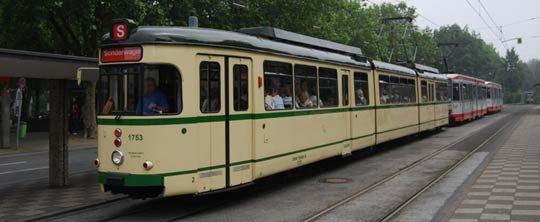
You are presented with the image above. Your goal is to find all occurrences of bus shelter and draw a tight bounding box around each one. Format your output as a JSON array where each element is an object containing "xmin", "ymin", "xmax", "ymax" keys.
[{"xmin": 0, "ymin": 48, "xmax": 97, "ymax": 187}]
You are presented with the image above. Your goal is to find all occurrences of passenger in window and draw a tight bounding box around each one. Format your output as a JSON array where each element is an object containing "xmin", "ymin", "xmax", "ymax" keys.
[
  {"xmin": 312, "ymin": 95, "xmax": 322, "ymax": 107},
  {"xmin": 380, "ymin": 88, "xmax": 389, "ymax": 104},
  {"xmin": 272, "ymin": 88, "xmax": 285, "ymax": 110},
  {"xmin": 137, "ymin": 78, "xmax": 169, "ymax": 115},
  {"xmin": 265, "ymin": 89, "xmax": 275, "ymax": 110},
  {"xmin": 356, "ymin": 89, "xmax": 367, "ymax": 105},
  {"xmin": 297, "ymin": 91, "xmax": 315, "ymax": 108},
  {"xmin": 281, "ymin": 87, "xmax": 293, "ymax": 109},
  {"xmin": 392, "ymin": 89, "xmax": 401, "ymax": 104}
]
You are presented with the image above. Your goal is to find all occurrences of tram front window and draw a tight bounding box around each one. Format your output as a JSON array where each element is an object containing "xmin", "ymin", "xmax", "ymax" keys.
[{"xmin": 98, "ymin": 64, "xmax": 182, "ymax": 116}]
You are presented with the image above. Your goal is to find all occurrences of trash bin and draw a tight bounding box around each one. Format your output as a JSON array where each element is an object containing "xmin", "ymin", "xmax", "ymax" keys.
[{"xmin": 18, "ymin": 121, "xmax": 27, "ymax": 139}]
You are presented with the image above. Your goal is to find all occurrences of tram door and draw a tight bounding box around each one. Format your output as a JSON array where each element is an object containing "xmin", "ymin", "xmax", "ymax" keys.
[
  {"xmin": 197, "ymin": 55, "xmax": 226, "ymax": 192},
  {"xmin": 227, "ymin": 57, "xmax": 253, "ymax": 187}
]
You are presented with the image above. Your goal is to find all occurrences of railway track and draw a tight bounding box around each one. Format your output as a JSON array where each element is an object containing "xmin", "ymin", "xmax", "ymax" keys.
[{"xmin": 303, "ymin": 109, "xmax": 524, "ymax": 222}]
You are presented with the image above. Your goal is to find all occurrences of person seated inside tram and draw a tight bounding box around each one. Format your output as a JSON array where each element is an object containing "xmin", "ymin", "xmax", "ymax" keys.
[
  {"xmin": 356, "ymin": 89, "xmax": 367, "ymax": 105},
  {"xmin": 392, "ymin": 90, "xmax": 400, "ymax": 103},
  {"xmin": 380, "ymin": 88, "xmax": 389, "ymax": 104},
  {"xmin": 281, "ymin": 86, "xmax": 293, "ymax": 109},
  {"xmin": 296, "ymin": 90, "xmax": 315, "ymax": 108},
  {"xmin": 137, "ymin": 77, "xmax": 169, "ymax": 115},
  {"xmin": 272, "ymin": 88, "xmax": 285, "ymax": 110},
  {"xmin": 265, "ymin": 89, "xmax": 274, "ymax": 110}
]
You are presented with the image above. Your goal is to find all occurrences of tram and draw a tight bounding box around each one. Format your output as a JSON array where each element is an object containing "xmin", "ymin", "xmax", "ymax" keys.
[
  {"xmin": 94, "ymin": 20, "xmax": 490, "ymax": 198},
  {"xmin": 447, "ymin": 74, "xmax": 488, "ymax": 124}
]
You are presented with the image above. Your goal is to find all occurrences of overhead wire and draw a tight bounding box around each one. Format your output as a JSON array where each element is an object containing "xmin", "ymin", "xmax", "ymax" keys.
[
  {"xmin": 464, "ymin": 0, "xmax": 509, "ymax": 50},
  {"xmin": 477, "ymin": 0, "xmax": 508, "ymax": 49},
  {"xmin": 474, "ymin": 16, "xmax": 540, "ymax": 30}
]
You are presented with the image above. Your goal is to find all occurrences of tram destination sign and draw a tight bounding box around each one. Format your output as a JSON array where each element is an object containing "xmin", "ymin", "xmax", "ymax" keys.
[{"xmin": 101, "ymin": 46, "xmax": 142, "ymax": 63}]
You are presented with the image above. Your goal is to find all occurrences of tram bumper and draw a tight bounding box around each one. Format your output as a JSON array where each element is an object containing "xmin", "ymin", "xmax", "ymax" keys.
[{"xmin": 98, "ymin": 172, "xmax": 164, "ymax": 198}]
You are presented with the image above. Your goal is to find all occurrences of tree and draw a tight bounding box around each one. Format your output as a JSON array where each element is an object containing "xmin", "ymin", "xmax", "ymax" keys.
[
  {"xmin": 434, "ymin": 24, "xmax": 503, "ymax": 79},
  {"xmin": 500, "ymin": 48, "xmax": 525, "ymax": 96}
]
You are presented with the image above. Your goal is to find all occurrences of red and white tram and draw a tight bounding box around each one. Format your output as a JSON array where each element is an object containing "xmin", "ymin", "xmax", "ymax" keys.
[
  {"xmin": 447, "ymin": 74, "xmax": 488, "ymax": 124},
  {"xmin": 486, "ymin": 81, "xmax": 503, "ymax": 114}
]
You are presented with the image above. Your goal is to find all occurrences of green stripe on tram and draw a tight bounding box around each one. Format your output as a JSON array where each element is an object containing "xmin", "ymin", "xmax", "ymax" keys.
[{"xmin": 97, "ymin": 103, "xmax": 448, "ymax": 126}]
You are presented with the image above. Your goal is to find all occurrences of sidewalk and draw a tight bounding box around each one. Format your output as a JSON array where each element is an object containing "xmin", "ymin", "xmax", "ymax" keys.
[
  {"xmin": 0, "ymin": 132, "xmax": 96, "ymax": 156},
  {"xmin": 0, "ymin": 173, "xmax": 124, "ymax": 222},
  {"xmin": 449, "ymin": 108, "xmax": 540, "ymax": 221}
]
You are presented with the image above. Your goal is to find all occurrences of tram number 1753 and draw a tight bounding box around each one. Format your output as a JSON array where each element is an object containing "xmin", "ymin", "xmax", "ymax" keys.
[{"xmin": 128, "ymin": 134, "xmax": 144, "ymax": 141}]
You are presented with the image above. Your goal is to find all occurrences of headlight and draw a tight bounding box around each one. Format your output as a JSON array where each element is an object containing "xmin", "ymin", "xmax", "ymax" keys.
[{"xmin": 111, "ymin": 150, "xmax": 124, "ymax": 165}]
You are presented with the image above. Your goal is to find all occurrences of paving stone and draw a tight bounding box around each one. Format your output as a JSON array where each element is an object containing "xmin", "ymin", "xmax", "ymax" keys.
[{"xmin": 449, "ymin": 113, "xmax": 540, "ymax": 222}]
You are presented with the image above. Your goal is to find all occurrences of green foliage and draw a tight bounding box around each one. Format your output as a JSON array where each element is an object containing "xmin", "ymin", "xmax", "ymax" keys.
[
  {"xmin": 434, "ymin": 24, "xmax": 502, "ymax": 80},
  {"xmin": 0, "ymin": 0, "xmax": 530, "ymax": 100}
]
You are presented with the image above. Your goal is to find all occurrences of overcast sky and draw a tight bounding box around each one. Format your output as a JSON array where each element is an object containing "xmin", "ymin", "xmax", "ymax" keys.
[{"xmin": 368, "ymin": 0, "xmax": 540, "ymax": 61}]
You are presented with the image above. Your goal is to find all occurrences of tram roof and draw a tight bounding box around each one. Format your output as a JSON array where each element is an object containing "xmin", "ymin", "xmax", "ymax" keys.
[
  {"xmin": 236, "ymin": 27, "xmax": 363, "ymax": 56},
  {"xmin": 418, "ymin": 72, "xmax": 448, "ymax": 81},
  {"xmin": 485, "ymin": 81, "xmax": 502, "ymax": 88},
  {"xmin": 372, "ymin": 60, "xmax": 417, "ymax": 76},
  {"xmin": 446, "ymin": 74, "xmax": 486, "ymax": 83},
  {"xmin": 411, "ymin": 63, "xmax": 440, "ymax": 74},
  {"xmin": 101, "ymin": 26, "xmax": 371, "ymax": 68}
]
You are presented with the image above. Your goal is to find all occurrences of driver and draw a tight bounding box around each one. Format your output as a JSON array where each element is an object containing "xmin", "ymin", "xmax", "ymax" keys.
[{"xmin": 139, "ymin": 78, "xmax": 169, "ymax": 115}]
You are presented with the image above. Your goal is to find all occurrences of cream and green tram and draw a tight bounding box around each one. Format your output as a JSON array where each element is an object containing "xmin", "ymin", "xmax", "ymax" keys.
[
  {"xmin": 414, "ymin": 66, "xmax": 450, "ymax": 131},
  {"xmin": 95, "ymin": 22, "xmax": 446, "ymax": 198}
]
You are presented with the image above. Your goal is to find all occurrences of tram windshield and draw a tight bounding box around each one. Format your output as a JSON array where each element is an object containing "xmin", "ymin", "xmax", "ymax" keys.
[{"xmin": 98, "ymin": 64, "xmax": 182, "ymax": 116}]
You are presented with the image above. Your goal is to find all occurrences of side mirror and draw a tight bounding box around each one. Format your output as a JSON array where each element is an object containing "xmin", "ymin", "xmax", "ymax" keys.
[{"xmin": 77, "ymin": 67, "xmax": 99, "ymax": 85}]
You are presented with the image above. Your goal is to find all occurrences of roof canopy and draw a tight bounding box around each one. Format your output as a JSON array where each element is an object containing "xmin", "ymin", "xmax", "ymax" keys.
[{"xmin": 0, "ymin": 48, "xmax": 98, "ymax": 80}]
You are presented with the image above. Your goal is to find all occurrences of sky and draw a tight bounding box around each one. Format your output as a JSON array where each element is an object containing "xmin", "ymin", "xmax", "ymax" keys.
[{"xmin": 368, "ymin": 0, "xmax": 540, "ymax": 61}]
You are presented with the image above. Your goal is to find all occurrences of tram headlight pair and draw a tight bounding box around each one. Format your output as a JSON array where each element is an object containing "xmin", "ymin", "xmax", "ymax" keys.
[{"xmin": 111, "ymin": 150, "xmax": 124, "ymax": 166}]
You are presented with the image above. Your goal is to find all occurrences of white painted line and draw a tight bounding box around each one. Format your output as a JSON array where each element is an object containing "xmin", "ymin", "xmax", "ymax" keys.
[
  {"xmin": 0, "ymin": 161, "xmax": 26, "ymax": 166},
  {"xmin": 0, "ymin": 166, "xmax": 48, "ymax": 175}
]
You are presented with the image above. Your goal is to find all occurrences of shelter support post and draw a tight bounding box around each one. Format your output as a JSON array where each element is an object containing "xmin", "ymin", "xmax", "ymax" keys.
[
  {"xmin": 0, "ymin": 94, "xmax": 9, "ymax": 148},
  {"xmin": 49, "ymin": 79, "xmax": 69, "ymax": 187}
]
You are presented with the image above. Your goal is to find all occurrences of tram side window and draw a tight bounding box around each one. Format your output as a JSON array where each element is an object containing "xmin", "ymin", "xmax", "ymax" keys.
[
  {"xmin": 408, "ymin": 79, "xmax": 417, "ymax": 103},
  {"xmin": 200, "ymin": 62, "xmax": 221, "ymax": 113},
  {"xmin": 428, "ymin": 83, "xmax": 434, "ymax": 102},
  {"xmin": 354, "ymin": 72, "xmax": 369, "ymax": 106},
  {"xmin": 233, "ymin": 65, "xmax": 249, "ymax": 111},
  {"xmin": 294, "ymin": 64, "xmax": 318, "ymax": 109},
  {"xmin": 264, "ymin": 61, "xmax": 293, "ymax": 110},
  {"xmin": 463, "ymin": 84, "xmax": 470, "ymax": 100},
  {"xmin": 379, "ymin": 75, "xmax": 390, "ymax": 104},
  {"xmin": 389, "ymin": 76, "xmax": 400, "ymax": 103},
  {"xmin": 437, "ymin": 83, "xmax": 448, "ymax": 102},
  {"xmin": 453, "ymin": 84, "xmax": 459, "ymax": 101},
  {"xmin": 421, "ymin": 81, "xmax": 428, "ymax": 103},
  {"xmin": 342, "ymin": 75, "xmax": 349, "ymax": 106},
  {"xmin": 319, "ymin": 67, "xmax": 338, "ymax": 107},
  {"xmin": 400, "ymin": 78, "xmax": 411, "ymax": 103}
]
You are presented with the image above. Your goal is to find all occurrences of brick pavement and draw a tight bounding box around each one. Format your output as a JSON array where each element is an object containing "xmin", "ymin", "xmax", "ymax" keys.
[
  {"xmin": 450, "ymin": 110, "xmax": 540, "ymax": 222},
  {"xmin": 0, "ymin": 173, "xmax": 123, "ymax": 222}
]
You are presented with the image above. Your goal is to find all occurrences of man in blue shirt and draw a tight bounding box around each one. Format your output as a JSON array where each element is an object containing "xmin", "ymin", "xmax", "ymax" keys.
[{"xmin": 138, "ymin": 78, "xmax": 169, "ymax": 115}]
